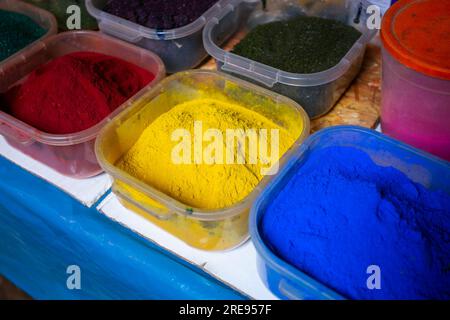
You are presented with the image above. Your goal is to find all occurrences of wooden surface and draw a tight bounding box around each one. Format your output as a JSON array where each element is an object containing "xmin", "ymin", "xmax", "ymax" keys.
[
  {"xmin": 0, "ymin": 276, "xmax": 31, "ymax": 300},
  {"xmin": 201, "ymin": 33, "xmax": 382, "ymax": 133}
]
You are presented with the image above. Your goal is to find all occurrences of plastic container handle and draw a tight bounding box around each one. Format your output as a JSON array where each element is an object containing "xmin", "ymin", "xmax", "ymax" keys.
[
  {"xmin": 113, "ymin": 184, "xmax": 175, "ymax": 221},
  {"xmin": 221, "ymin": 59, "xmax": 278, "ymax": 87},
  {"xmin": 98, "ymin": 21, "xmax": 143, "ymax": 43},
  {"xmin": 0, "ymin": 121, "xmax": 33, "ymax": 145}
]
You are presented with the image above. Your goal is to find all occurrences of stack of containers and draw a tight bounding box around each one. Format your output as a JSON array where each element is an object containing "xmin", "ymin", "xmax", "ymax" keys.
[
  {"xmin": 0, "ymin": 31, "xmax": 165, "ymax": 178},
  {"xmin": 380, "ymin": 0, "xmax": 450, "ymax": 161},
  {"xmin": 86, "ymin": 0, "xmax": 260, "ymax": 73},
  {"xmin": 0, "ymin": 0, "xmax": 57, "ymax": 66},
  {"xmin": 203, "ymin": 0, "xmax": 377, "ymax": 118}
]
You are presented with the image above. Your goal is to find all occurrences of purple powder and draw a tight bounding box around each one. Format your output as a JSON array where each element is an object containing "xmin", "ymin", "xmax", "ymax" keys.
[{"xmin": 104, "ymin": 0, "xmax": 219, "ymax": 30}]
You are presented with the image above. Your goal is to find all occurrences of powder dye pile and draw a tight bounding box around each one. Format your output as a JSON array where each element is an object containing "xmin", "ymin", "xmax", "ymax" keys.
[
  {"xmin": 118, "ymin": 98, "xmax": 297, "ymax": 210},
  {"xmin": 231, "ymin": 15, "xmax": 362, "ymax": 118},
  {"xmin": 1, "ymin": 52, "xmax": 154, "ymax": 134},
  {"xmin": 233, "ymin": 16, "xmax": 361, "ymax": 74},
  {"xmin": 104, "ymin": 0, "xmax": 218, "ymax": 30},
  {"xmin": 0, "ymin": 9, "xmax": 46, "ymax": 61},
  {"xmin": 262, "ymin": 146, "xmax": 450, "ymax": 300}
]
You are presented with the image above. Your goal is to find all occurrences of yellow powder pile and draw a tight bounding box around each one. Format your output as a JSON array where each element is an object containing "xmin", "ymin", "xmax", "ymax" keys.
[{"xmin": 117, "ymin": 98, "xmax": 297, "ymax": 210}]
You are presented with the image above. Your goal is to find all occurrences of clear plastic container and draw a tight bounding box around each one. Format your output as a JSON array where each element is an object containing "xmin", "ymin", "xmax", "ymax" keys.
[
  {"xmin": 0, "ymin": 0, "xmax": 57, "ymax": 65},
  {"xmin": 203, "ymin": 0, "xmax": 377, "ymax": 118},
  {"xmin": 250, "ymin": 126, "xmax": 450, "ymax": 300},
  {"xmin": 86, "ymin": 0, "xmax": 259, "ymax": 73},
  {"xmin": 380, "ymin": 0, "xmax": 450, "ymax": 161},
  {"xmin": 0, "ymin": 31, "xmax": 165, "ymax": 178},
  {"xmin": 95, "ymin": 70, "xmax": 310, "ymax": 251}
]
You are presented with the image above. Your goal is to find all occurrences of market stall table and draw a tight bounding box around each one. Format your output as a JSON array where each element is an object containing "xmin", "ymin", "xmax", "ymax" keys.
[{"xmin": 0, "ymin": 42, "xmax": 381, "ymax": 300}]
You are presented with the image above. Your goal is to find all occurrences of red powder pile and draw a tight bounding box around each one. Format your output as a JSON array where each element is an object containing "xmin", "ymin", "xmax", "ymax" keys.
[{"xmin": 2, "ymin": 52, "xmax": 154, "ymax": 134}]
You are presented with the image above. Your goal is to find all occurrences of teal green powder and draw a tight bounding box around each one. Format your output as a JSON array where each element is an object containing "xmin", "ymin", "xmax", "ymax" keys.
[{"xmin": 0, "ymin": 9, "xmax": 46, "ymax": 62}]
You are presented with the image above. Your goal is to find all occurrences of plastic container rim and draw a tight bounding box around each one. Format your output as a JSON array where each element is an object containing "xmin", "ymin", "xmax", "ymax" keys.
[
  {"xmin": 0, "ymin": 0, "xmax": 58, "ymax": 68},
  {"xmin": 249, "ymin": 125, "xmax": 450, "ymax": 300},
  {"xmin": 0, "ymin": 31, "xmax": 166, "ymax": 146},
  {"xmin": 380, "ymin": 0, "xmax": 450, "ymax": 81},
  {"xmin": 85, "ymin": 0, "xmax": 260, "ymax": 41},
  {"xmin": 95, "ymin": 69, "xmax": 310, "ymax": 221},
  {"xmin": 203, "ymin": 0, "xmax": 377, "ymax": 87}
]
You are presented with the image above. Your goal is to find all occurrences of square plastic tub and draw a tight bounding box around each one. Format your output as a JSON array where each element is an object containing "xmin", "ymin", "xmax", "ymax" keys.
[
  {"xmin": 0, "ymin": 0, "xmax": 57, "ymax": 66},
  {"xmin": 86, "ymin": 0, "xmax": 259, "ymax": 73},
  {"xmin": 0, "ymin": 31, "xmax": 165, "ymax": 178},
  {"xmin": 95, "ymin": 70, "xmax": 310, "ymax": 251},
  {"xmin": 203, "ymin": 0, "xmax": 377, "ymax": 118},
  {"xmin": 250, "ymin": 126, "xmax": 450, "ymax": 300}
]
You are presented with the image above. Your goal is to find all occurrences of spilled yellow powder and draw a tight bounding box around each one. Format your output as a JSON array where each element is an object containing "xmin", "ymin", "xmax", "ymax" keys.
[{"xmin": 117, "ymin": 98, "xmax": 297, "ymax": 210}]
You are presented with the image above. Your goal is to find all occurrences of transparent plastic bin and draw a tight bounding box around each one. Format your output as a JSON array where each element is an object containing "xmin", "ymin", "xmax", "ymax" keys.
[
  {"xmin": 86, "ymin": 0, "xmax": 259, "ymax": 73},
  {"xmin": 95, "ymin": 70, "xmax": 310, "ymax": 251},
  {"xmin": 250, "ymin": 126, "xmax": 450, "ymax": 300},
  {"xmin": 203, "ymin": 0, "xmax": 377, "ymax": 118},
  {"xmin": 380, "ymin": 0, "xmax": 450, "ymax": 161},
  {"xmin": 0, "ymin": 31, "xmax": 165, "ymax": 178},
  {"xmin": 0, "ymin": 0, "xmax": 57, "ymax": 65}
]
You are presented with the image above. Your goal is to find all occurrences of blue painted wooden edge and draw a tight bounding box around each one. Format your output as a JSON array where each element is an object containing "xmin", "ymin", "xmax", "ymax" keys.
[{"xmin": 0, "ymin": 156, "xmax": 246, "ymax": 300}]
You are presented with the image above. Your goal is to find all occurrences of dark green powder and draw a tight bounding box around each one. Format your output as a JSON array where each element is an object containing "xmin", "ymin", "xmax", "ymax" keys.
[
  {"xmin": 0, "ymin": 9, "xmax": 46, "ymax": 62},
  {"xmin": 233, "ymin": 16, "xmax": 362, "ymax": 74},
  {"xmin": 24, "ymin": 0, "xmax": 98, "ymax": 30}
]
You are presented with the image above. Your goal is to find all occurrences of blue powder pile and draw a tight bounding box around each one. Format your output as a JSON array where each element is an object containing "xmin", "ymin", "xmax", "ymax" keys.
[{"xmin": 262, "ymin": 146, "xmax": 450, "ymax": 300}]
